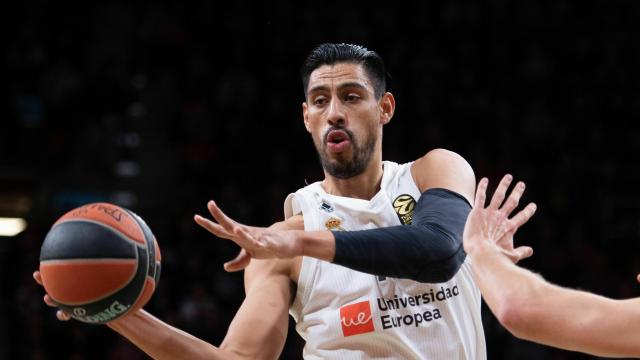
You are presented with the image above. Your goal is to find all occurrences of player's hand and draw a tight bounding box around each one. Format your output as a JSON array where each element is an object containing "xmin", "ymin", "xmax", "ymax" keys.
[
  {"xmin": 33, "ymin": 270, "xmax": 72, "ymax": 321},
  {"xmin": 194, "ymin": 201, "xmax": 304, "ymax": 271},
  {"xmin": 463, "ymin": 174, "xmax": 537, "ymax": 264}
]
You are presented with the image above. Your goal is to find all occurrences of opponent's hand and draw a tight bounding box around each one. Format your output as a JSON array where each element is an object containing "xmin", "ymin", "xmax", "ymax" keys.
[
  {"xmin": 194, "ymin": 201, "xmax": 304, "ymax": 271},
  {"xmin": 463, "ymin": 174, "xmax": 537, "ymax": 263},
  {"xmin": 33, "ymin": 270, "xmax": 72, "ymax": 321}
]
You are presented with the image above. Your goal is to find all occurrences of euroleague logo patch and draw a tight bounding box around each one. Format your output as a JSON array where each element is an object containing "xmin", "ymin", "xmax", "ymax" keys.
[
  {"xmin": 393, "ymin": 194, "xmax": 416, "ymax": 225},
  {"xmin": 340, "ymin": 300, "xmax": 374, "ymax": 337}
]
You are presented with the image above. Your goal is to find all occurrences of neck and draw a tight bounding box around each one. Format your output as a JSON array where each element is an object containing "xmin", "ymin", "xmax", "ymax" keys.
[{"xmin": 322, "ymin": 158, "xmax": 384, "ymax": 200}]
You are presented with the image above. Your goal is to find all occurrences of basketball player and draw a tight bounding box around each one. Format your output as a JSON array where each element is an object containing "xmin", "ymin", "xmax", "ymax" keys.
[
  {"xmin": 463, "ymin": 174, "xmax": 640, "ymax": 357},
  {"xmin": 35, "ymin": 43, "xmax": 494, "ymax": 359}
]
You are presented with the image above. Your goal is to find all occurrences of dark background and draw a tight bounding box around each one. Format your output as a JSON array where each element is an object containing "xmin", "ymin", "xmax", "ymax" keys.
[{"xmin": 4, "ymin": 1, "xmax": 640, "ymax": 359}]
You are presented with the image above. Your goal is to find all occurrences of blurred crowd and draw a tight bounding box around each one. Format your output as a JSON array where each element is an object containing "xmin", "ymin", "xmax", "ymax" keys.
[{"xmin": 3, "ymin": 1, "xmax": 640, "ymax": 359}]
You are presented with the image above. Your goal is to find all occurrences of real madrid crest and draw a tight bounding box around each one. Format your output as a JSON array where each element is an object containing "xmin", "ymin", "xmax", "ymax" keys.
[{"xmin": 325, "ymin": 217, "xmax": 345, "ymax": 231}]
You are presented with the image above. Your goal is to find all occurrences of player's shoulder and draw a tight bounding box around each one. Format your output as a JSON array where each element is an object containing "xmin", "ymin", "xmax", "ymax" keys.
[
  {"xmin": 415, "ymin": 148, "xmax": 470, "ymax": 166},
  {"xmin": 411, "ymin": 148, "xmax": 475, "ymax": 202}
]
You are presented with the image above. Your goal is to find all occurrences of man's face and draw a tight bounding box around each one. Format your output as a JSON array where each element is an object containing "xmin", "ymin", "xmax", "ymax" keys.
[{"xmin": 303, "ymin": 62, "xmax": 392, "ymax": 179}]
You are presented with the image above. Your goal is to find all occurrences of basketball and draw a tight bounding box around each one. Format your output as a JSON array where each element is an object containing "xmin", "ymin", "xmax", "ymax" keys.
[{"xmin": 39, "ymin": 203, "xmax": 161, "ymax": 324}]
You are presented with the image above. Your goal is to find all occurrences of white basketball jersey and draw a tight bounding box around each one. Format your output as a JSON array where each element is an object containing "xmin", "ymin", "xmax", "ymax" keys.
[{"xmin": 284, "ymin": 161, "xmax": 486, "ymax": 359}]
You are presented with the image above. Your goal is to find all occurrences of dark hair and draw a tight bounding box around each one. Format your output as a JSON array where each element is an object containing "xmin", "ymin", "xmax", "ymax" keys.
[{"xmin": 301, "ymin": 43, "xmax": 386, "ymax": 99}]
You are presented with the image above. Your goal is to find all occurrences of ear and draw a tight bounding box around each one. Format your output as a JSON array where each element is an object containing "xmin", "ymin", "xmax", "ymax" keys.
[
  {"xmin": 379, "ymin": 92, "xmax": 395, "ymax": 125},
  {"xmin": 302, "ymin": 102, "xmax": 311, "ymax": 133}
]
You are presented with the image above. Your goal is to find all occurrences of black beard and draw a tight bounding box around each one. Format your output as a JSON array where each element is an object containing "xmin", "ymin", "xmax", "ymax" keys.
[{"xmin": 316, "ymin": 127, "xmax": 377, "ymax": 179}]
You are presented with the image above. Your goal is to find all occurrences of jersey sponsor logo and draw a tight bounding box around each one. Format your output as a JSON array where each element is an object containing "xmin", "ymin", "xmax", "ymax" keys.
[
  {"xmin": 376, "ymin": 286, "xmax": 459, "ymax": 330},
  {"xmin": 392, "ymin": 194, "xmax": 416, "ymax": 225},
  {"xmin": 325, "ymin": 217, "xmax": 345, "ymax": 231},
  {"xmin": 340, "ymin": 300, "xmax": 375, "ymax": 337}
]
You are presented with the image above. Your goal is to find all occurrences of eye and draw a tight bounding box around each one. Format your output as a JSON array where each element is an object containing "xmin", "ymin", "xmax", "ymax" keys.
[
  {"xmin": 344, "ymin": 94, "xmax": 361, "ymax": 102},
  {"xmin": 313, "ymin": 96, "xmax": 328, "ymax": 106}
]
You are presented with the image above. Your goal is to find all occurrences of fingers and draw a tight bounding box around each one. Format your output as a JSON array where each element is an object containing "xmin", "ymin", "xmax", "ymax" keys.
[
  {"xmin": 510, "ymin": 202, "xmax": 537, "ymax": 228},
  {"xmin": 44, "ymin": 294, "xmax": 57, "ymax": 307},
  {"xmin": 234, "ymin": 227, "xmax": 265, "ymax": 250},
  {"xmin": 637, "ymin": 273, "xmax": 640, "ymax": 284},
  {"xmin": 224, "ymin": 249, "xmax": 252, "ymax": 272},
  {"xmin": 57, "ymin": 310, "xmax": 71, "ymax": 321},
  {"xmin": 513, "ymin": 246, "xmax": 534, "ymax": 263},
  {"xmin": 33, "ymin": 271, "xmax": 43, "ymax": 286},
  {"xmin": 207, "ymin": 201, "xmax": 237, "ymax": 231},
  {"xmin": 35, "ymin": 271, "xmax": 72, "ymax": 322},
  {"xmin": 488, "ymin": 174, "xmax": 513, "ymax": 210},
  {"xmin": 194, "ymin": 214, "xmax": 233, "ymax": 239},
  {"xmin": 474, "ymin": 178, "xmax": 488, "ymax": 209},
  {"xmin": 501, "ymin": 181, "xmax": 525, "ymax": 216},
  {"xmin": 44, "ymin": 294, "xmax": 71, "ymax": 321}
]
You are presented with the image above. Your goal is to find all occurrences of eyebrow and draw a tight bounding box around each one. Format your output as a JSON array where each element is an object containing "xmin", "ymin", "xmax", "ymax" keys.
[{"xmin": 307, "ymin": 81, "xmax": 369, "ymax": 95}]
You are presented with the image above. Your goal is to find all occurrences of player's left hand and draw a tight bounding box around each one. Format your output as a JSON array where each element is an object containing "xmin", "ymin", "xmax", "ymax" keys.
[
  {"xmin": 194, "ymin": 201, "xmax": 303, "ymax": 271},
  {"xmin": 463, "ymin": 174, "xmax": 537, "ymax": 264}
]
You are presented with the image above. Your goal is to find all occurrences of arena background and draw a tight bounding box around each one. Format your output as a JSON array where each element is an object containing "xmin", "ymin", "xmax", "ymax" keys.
[{"xmin": 4, "ymin": 1, "xmax": 640, "ymax": 359}]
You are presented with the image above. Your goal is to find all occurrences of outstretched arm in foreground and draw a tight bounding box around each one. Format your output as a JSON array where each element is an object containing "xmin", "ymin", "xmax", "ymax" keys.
[{"xmin": 464, "ymin": 175, "xmax": 640, "ymax": 358}]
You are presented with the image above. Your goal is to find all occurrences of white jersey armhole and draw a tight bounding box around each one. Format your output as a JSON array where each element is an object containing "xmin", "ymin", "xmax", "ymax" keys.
[{"xmin": 284, "ymin": 191, "xmax": 319, "ymax": 324}]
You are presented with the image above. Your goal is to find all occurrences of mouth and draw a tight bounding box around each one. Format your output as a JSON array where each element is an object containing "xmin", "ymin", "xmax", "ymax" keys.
[{"xmin": 325, "ymin": 129, "xmax": 351, "ymax": 153}]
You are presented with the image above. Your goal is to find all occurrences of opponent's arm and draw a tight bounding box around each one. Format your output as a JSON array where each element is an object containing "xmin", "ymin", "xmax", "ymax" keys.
[
  {"xmin": 464, "ymin": 175, "xmax": 640, "ymax": 357},
  {"xmin": 471, "ymin": 244, "xmax": 640, "ymax": 357}
]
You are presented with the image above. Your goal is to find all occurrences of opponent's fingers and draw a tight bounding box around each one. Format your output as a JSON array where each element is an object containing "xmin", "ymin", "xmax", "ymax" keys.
[
  {"xmin": 489, "ymin": 174, "xmax": 513, "ymax": 210},
  {"xmin": 501, "ymin": 181, "xmax": 525, "ymax": 216},
  {"xmin": 474, "ymin": 178, "xmax": 488, "ymax": 209},
  {"xmin": 56, "ymin": 310, "xmax": 71, "ymax": 321},
  {"xmin": 207, "ymin": 201, "xmax": 237, "ymax": 231},
  {"xmin": 194, "ymin": 215, "xmax": 233, "ymax": 239},
  {"xmin": 510, "ymin": 202, "xmax": 537, "ymax": 228},
  {"xmin": 33, "ymin": 271, "xmax": 43, "ymax": 286},
  {"xmin": 513, "ymin": 246, "xmax": 534, "ymax": 263},
  {"xmin": 636, "ymin": 273, "xmax": 640, "ymax": 284},
  {"xmin": 223, "ymin": 249, "xmax": 252, "ymax": 272}
]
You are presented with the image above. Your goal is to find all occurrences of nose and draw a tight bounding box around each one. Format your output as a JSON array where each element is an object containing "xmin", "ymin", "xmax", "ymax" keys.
[{"xmin": 326, "ymin": 97, "xmax": 346, "ymax": 126}]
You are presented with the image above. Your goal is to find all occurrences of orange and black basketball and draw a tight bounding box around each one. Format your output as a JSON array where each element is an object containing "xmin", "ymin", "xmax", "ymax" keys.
[{"xmin": 39, "ymin": 203, "xmax": 161, "ymax": 324}]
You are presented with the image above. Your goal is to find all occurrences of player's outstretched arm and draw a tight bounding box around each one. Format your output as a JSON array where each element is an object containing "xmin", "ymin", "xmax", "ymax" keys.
[
  {"xmin": 34, "ymin": 218, "xmax": 300, "ymax": 360},
  {"xmin": 195, "ymin": 149, "xmax": 490, "ymax": 283},
  {"xmin": 107, "ymin": 258, "xmax": 293, "ymax": 360},
  {"xmin": 464, "ymin": 175, "xmax": 640, "ymax": 358},
  {"xmin": 33, "ymin": 270, "xmax": 231, "ymax": 359},
  {"xmin": 34, "ymin": 259, "xmax": 292, "ymax": 360}
]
